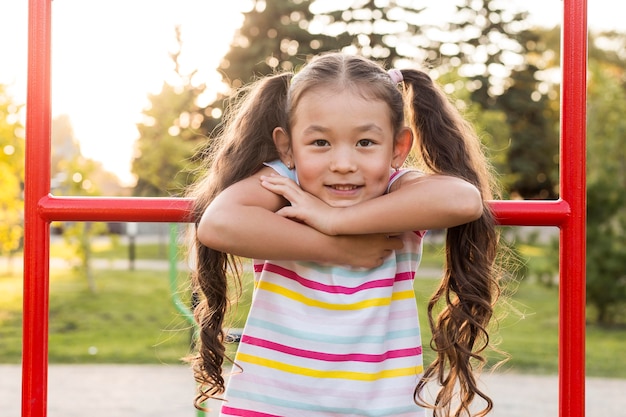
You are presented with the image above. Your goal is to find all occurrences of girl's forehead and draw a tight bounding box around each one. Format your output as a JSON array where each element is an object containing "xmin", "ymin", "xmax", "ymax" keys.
[
  {"xmin": 302, "ymin": 82, "xmax": 375, "ymax": 98},
  {"xmin": 294, "ymin": 85, "xmax": 383, "ymax": 110},
  {"xmin": 295, "ymin": 88, "xmax": 388, "ymax": 115},
  {"xmin": 289, "ymin": 83, "xmax": 398, "ymax": 132},
  {"xmin": 290, "ymin": 89, "xmax": 395, "ymax": 134}
]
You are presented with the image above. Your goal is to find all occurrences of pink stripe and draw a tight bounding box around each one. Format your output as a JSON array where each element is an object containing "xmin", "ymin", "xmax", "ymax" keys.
[
  {"xmin": 242, "ymin": 335, "xmax": 421, "ymax": 363},
  {"xmin": 258, "ymin": 263, "xmax": 413, "ymax": 294},
  {"xmin": 221, "ymin": 406, "xmax": 281, "ymax": 417}
]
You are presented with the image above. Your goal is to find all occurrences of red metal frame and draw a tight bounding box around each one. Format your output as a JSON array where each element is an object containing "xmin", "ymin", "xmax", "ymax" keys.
[{"xmin": 22, "ymin": 0, "xmax": 587, "ymax": 416}]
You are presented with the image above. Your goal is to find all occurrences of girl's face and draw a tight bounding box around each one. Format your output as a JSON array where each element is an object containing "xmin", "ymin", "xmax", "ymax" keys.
[{"xmin": 275, "ymin": 88, "xmax": 411, "ymax": 208}]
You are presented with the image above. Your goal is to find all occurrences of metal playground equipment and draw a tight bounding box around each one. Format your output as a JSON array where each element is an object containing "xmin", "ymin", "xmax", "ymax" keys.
[{"xmin": 21, "ymin": 0, "xmax": 588, "ymax": 416}]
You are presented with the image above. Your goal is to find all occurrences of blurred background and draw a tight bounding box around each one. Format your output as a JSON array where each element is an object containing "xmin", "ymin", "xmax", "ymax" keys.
[{"xmin": 0, "ymin": 0, "xmax": 624, "ymax": 416}]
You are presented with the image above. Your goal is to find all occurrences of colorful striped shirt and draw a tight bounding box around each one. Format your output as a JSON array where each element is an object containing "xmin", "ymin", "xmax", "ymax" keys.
[{"xmin": 219, "ymin": 162, "xmax": 426, "ymax": 417}]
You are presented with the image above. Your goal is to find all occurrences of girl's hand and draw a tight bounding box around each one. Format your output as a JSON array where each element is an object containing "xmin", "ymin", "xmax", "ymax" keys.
[
  {"xmin": 329, "ymin": 233, "xmax": 404, "ymax": 269},
  {"xmin": 260, "ymin": 174, "xmax": 338, "ymax": 235}
]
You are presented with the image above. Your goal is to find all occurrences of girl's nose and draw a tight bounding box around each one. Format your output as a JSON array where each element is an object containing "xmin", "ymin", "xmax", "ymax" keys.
[{"xmin": 330, "ymin": 148, "xmax": 357, "ymax": 173}]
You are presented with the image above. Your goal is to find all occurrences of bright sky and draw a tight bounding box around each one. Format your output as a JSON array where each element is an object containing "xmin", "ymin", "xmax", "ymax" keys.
[{"xmin": 0, "ymin": 0, "xmax": 619, "ymax": 186}]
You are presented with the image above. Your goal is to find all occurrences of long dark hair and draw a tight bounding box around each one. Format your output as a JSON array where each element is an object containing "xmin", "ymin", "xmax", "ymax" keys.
[
  {"xmin": 186, "ymin": 53, "xmax": 501, "ymax": 416},
  {"xmin": 185, "ymin": 72, "xmax": 290, "ymax": 407},
  {"xmin": 400, "ymin": 69, "xmax": 501, "ymax": 417}
]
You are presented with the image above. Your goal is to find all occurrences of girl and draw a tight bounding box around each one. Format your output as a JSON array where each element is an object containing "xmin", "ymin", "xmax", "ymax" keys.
[{"xmin": 187, "ymin": 53, "xmax": 501, "ymax": 416}]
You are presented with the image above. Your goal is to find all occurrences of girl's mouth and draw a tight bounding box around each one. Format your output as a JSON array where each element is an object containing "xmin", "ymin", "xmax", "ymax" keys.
[{"xmin": 329, "ymin": 184, "xmax": 359, "ymax": 191}]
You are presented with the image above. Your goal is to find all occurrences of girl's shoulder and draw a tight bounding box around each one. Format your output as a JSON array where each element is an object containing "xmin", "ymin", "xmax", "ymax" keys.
[
  {"xmin": 264, "ymin": 160, "xmax": 298, "ymax": 183},
  {"xmin": 387, "ymin": 168, "xmax": 425, "ymax": 193}
]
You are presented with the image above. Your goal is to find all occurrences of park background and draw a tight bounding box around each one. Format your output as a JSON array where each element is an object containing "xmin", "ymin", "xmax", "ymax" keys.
[{"xmin": 1, "ymin": 0, "xmax": 625, "ymax": 415}]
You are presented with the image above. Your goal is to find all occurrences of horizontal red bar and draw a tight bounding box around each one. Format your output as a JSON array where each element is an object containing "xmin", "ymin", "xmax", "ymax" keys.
[
  {"xmin": 39, "ymin": 195, "xmax": 569, "ymax": 227},
  {"xmin": 38, "ymin": 195, "xmax": 194, "ymax": 223},
  {"xmin": 491, "ymin": 199, "xmax": 570, "ymax": 226}
]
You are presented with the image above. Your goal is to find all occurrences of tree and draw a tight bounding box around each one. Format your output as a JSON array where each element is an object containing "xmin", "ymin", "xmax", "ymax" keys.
[
  {"xmin": 201, "ymin": 0, "xmax": 556, "ymax": 199},
  {"xmin": 585, "ymin": 57, "xmax": 626, "ymax": 325},
  {"xmin": 433, "ymin": 69, "xmax": 512, "ymax": 192},
  {"xmin": 132, "ymin": 26, "xmax": 206, "ymax": 197},
  {"xmin": 51, "ymin": 115, "xmax": 111, "ymax": 293},
  {"xmin": 201, "ymin": 0, "xmax": 447, "ymax": 135},
  {"xmin": 219, "ymin": 0, "xmax": 432, "ymax": 84},
  {"xmin": 446, "ymin": 4, "xmax": 560, "ymax": 199},
  {"xmin": 0, "ymin": 84, "xmax": 25, "ymax": 273},
  {"xmin": 496, "ymin": 62, "xmax": 559, "ymax": 199}
]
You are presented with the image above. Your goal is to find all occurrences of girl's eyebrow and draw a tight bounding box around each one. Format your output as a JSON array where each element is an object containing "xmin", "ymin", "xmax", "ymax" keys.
[
  {"xmin": 302, "ymin": 125, "xmax": 330, "ymax": 135},
  {"xmin": 302, "ymin": 123, "xmax": 384, "ymax": 135},
  {"xmin": 355, "ymin": 123, "xmax": 384, "ymax": 134}
]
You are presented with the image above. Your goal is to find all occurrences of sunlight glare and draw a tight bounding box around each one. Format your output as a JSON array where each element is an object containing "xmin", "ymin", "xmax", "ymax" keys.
[{"xmin": 50, "ymin": 0, "xmax": 244, "ymax": 186}]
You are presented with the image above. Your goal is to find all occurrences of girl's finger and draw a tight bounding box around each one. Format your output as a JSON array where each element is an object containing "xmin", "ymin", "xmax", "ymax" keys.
[{"xmin": 261, "ymin": 177, "xmax": 302, "ymax": 201}]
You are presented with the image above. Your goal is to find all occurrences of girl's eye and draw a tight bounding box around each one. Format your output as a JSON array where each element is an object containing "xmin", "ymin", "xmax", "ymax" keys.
[
  {"xmin": 357, "ymin": 139, "xmax": 375, "ymax": 147},
  {"xmin": 313, "ymin": 139, "xmax": 329, "ymax": 147}
]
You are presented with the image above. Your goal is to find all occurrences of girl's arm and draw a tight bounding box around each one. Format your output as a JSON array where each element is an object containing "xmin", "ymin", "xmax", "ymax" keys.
[
  {"xmin": 261, "ymin": 171, "xmax": 484, "ymax": 236},
  {"xmin": 197, "ymin": 166, "xmax": 403, "ymax": 269}
]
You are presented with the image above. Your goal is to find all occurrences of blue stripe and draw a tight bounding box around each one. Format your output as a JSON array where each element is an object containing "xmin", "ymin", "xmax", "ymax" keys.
[
  {"xmin": 227, "ymin": 389, "xmax": 423, "ymax": 416},
  {"xmin": 246, "ymin": 317, "xmax": 420, "ymax": 344}
]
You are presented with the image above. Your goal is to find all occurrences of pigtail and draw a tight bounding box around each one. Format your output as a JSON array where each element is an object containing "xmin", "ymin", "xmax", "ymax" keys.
[
  {"xmin": 401, "ymin": 69, "xmax": 501, "ymax": 417},
  {"xmin": 185, "ymin": 72, "xmax": 292, "ymax": 409}
]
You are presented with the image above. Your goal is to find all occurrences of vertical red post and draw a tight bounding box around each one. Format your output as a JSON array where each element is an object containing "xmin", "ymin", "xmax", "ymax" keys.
[
  {"xmin": 22, "ymin": 0, "xmax": 52, "ymax": 416},
  {"xmin": 559, "ymin": 0, "xmax": 587, "ymax": 416}
]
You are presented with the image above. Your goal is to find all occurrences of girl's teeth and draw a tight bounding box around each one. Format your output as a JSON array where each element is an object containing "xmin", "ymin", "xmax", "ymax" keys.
[{"xmin": 334, "ymin": 185, "xmax": 356, "ymax": 191}]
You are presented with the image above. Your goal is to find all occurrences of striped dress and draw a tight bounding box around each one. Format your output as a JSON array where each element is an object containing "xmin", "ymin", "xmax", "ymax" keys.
[{"xmin": 220, "ymin": 163, "xmax": 426, "ymax": 417}]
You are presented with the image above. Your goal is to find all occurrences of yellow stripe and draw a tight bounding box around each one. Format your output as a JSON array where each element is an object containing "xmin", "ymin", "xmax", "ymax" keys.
[
  {"xmin": 257, "ymin": 281, "xmax": 414, "ymax": 310},
  {"xmin": 237, "ymin": 352, "xmax": 423, "ymax": 381}
]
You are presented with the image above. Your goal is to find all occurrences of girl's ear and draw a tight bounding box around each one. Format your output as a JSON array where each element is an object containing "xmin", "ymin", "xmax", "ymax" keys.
[
  {"xmin": 273, "ymin": 127, "xmax": 294, "ymax": 168},
  {"xmin": 392, "ymin": 127, "xmax": 413, "ymax": 169}
]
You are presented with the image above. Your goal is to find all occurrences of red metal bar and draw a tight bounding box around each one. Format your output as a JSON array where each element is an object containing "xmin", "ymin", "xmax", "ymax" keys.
[
  {"xmin": 39, "ymin": 195, "xmax": 193, "ymax": 223},
  {"xmin": 23, "ymin": 1, "xmax": 52, "ymax": 416},
  {"xmin": 559, "ymin": 1, "xmax": 587, "ymax": 416},
  {"xmin": 22, "ymin": 0, "xmax": 587, "ymax": 416},
  {"xmin": 490, "ymin": 199, "xmax": 570, "ymax": 226},
  {"xmin": 36, "ymin": 196, "xmax": 568, "ymax": 226}
]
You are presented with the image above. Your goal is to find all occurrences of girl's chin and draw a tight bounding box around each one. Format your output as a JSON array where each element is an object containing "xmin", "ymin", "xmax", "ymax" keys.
[{"xmin": 323, "ymin": 198, "xmax": 362, "ymax": 208}]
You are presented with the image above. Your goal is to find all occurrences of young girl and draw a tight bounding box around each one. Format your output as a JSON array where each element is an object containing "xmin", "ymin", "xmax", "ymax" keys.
[{"xmin": 187, "ymin": 53, "xmax": 501, "ymax": 417}]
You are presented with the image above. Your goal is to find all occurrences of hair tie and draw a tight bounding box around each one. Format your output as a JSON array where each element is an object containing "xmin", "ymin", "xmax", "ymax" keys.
[{"xmin": 388, "ymin": 69, "xmax": 403, "ymax": 84}]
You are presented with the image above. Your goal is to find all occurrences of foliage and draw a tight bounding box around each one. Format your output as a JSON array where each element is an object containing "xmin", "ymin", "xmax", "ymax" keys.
[
  {"xmin": 511, "ymin": 228, "xmax": 559, "ymax": 288},
  {"xmin": 585, "ymin": 59, "xmax": 626, "ymax": 325},
  {"xmin": 0, "ymin": 84, "xmax": 25, "ymax": 272},
  {"xmin": 51, "ymin": 116, "xmax": 112, "ymax": 292},
  {"xmin": 435, "ymin": 70, "xmax": 512, "ymax": 195},
  {"xmin": 59, "ymin": 222, "xmax": 108, "ymax": 293},
  {"xmin": 495, "ymin": 64, "xmax": 559, "ymax": 199},
  {"xmin": 480, "ymin": 25, "xmax": 560, "ymax": 199},
  {"xmin": 132, "ymin": 26, "xmax": 206, "ymax": 197},
  {"xmin": 442, "ymin": 0, "xmax": 530, "ymax": 96},
  {"xmin": 201, "ymin": 0, "xmax": 433, "ymax": 135}
]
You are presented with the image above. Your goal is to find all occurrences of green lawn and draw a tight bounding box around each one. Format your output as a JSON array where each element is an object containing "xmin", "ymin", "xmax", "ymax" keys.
[
  {"xmin": 49, "ymin": 238, "xmax": 171, "ymax": 261},
  {"xmin": 0, "ymin": 268, "xmax": 193, "ymax": 364},
  {"xmin": 1, "ymin": 238, "xmax": 624, "ymax": 378}
]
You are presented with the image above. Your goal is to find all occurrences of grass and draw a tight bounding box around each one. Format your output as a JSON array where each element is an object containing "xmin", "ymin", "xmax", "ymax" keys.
[
  {"xmin": 1, "ymin": 268, "xmax": 194, "ymax": 364},
  {"xmin": 2, "ymin": 238, "xmax": 625, "ymax": 379},
  {"xmin": 415, "ymin": 275, "xmax": 626, "ymax": 378},
  {"xmin": 49, "ymin": 238, "xmax": 169, "ymax": 261}
]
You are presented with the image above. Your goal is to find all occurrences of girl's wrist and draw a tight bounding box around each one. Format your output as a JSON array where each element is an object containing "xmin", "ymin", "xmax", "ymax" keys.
[{"xmin": 322, "ymin": 208, "xmax": 344, "ymax": 236}]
